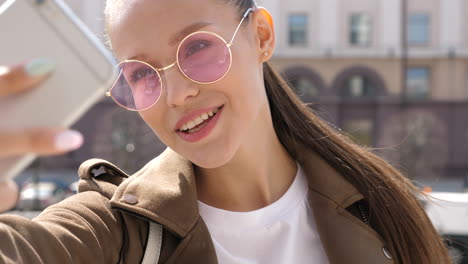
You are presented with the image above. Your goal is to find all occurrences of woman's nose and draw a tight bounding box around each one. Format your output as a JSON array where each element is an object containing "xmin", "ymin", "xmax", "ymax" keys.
[{"xmin": 162, "ymin": 66, "xmax": 199, "ymax": 107}]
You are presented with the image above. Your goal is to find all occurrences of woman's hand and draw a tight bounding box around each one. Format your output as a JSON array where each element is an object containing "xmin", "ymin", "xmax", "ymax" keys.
[{"xmin": 0, "ymin": 59, "xmax": 84, "ymax": 212}]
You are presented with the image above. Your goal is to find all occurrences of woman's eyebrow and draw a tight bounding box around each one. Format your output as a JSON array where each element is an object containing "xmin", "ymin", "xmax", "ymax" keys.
[
  {"xmin": 168, "ymin": 21, "xmax": 213, "ymax": 46},
  {"xmin": 125, "ymin": 22, "xmax": 214, "ymax": 62}
]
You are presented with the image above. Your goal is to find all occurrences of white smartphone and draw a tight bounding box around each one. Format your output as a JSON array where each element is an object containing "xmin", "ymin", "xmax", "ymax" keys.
[{"xmin": 0, "ymin": 0, "xmax": 117, "ymax": 180}]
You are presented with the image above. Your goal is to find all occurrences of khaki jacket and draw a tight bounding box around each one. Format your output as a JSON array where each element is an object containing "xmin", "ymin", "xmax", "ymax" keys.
[{"xmin": 0, "ymin": 146, "xmax": 394, "ymax": 264}]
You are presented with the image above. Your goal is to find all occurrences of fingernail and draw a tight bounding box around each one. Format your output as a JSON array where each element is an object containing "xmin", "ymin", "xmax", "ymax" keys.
[
  {"xmin": 54, "ymin": 130, "xmax": 84, "ymax": 151},
  {"xmin": 25, "ymin": 58, "xmax": 56, "ymax": 77},
  {"xmin": 0, "ymin": 66, "xmax": 9, "ymax": 75}
]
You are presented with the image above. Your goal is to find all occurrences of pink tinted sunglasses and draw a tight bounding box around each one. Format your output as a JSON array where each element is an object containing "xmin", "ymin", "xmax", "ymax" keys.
[{"xmin": 106, "ymin": 8, "xmax": 255, "ymax": 111}]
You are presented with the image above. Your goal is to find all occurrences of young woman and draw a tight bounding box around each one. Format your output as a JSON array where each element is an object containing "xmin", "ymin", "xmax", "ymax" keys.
[{"xmin": 0, "ymin": 0, "xmax": 451, "ymax": 263}]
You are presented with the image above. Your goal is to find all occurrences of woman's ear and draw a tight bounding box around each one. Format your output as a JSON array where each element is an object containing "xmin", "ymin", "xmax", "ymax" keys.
[{"xmin": 252, "ymin": 7, "xmax": 275, "ymax": 62}]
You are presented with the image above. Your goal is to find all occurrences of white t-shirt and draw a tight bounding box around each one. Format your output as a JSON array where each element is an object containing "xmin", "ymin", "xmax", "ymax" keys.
[{"xmin": 198, "ymin": 164, "xmax": 329, "ymax": 264}]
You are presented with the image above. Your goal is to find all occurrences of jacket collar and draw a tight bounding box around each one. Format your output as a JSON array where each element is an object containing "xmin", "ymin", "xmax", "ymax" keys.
[
  {"xmin": 109, "ymin": 145, "xmax": 364, "ymax": 238},
  {"xmin": 295, "ymin": 143, "xmax": 364, "ymax": 208},
  {"xmin": 110, "ymin": 148, "xmax": 199, "ymax": 237}
]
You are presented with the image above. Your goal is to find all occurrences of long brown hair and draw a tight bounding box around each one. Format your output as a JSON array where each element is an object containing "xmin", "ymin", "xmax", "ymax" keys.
[
  {"xmin": 264, "ymin": 61, "xmax": 451, "ymax": 264},
  {"xmin": 227, "ymin": 0, "xmax": 451, "ymax": 263},
  {"xmin": 105, "ymin": 0, "xmax": 451, "ymax": 263}
]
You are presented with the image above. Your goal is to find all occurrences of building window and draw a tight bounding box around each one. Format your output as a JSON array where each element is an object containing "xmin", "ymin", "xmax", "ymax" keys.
[
  {"xmin": 407, "ymin": 13, "xmax": 430, "ymax": 45},
  {"xmin": 343, "ymin": 119, "xmax": 373, "ymax": 146},
  {"xmin": 341, "ymin": 75, "xmax": 377, "ymax": 98},
  {"xmin": 406, "ymin": 67, "xmax": 430, "ymax": 99},
  {"xmin": 350, "ymin": 14, "xmax": 372, "ymax": 46},
  {"xmin": 288, "ymin": 14, "xmax": 308, "ymax": 46},
  {"xmin": 283, "ymin": 67, "xmax": 325, "ymax": 101},
  {"xmin": 290, "ymin": 77, "xmax": 319, "ymax": 99}
]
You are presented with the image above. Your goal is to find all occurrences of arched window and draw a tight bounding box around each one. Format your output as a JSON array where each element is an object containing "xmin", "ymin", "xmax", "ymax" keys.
[
  {"xmin": 283, "ymin": 66, "xmax": 325, "ymax": 101},
  {"xmin": 290, "ymin": 77, "xmax": 320, "ymax": 98},
  {"xmin": 332, "ymin": 66, "xmax": 387, "ymax": 99},
  {"xmin": 341, "ymin": 75, "xmax": 378, "ymax": 98}
]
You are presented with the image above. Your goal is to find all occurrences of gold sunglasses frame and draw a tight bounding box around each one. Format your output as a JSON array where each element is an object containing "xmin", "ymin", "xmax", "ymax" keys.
[{"xmin": 106, "ymin": 7, "xmax": 255, "ymax": 111}]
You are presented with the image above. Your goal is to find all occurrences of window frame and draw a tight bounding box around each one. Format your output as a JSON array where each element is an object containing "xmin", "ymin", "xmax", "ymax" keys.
[
  {"xmin": 406, "ymin": 66, "xmax": 431, "ymax": 100},
  {"xmin": 340, "ymin": 74, "xmax": 378, "ymax": 99},
  {"xmin": 288, "ymin": 13, "xmax": 309, "ymax": 47},
  {"xmin": 407, "ymin": 13, "xmax": 431, "ymax": 46},
  {"xmin": 349, "ymin": 13, "xmax": 373, "ymax": 47}
]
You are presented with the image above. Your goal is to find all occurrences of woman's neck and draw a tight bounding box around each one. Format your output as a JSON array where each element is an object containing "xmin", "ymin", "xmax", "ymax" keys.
[{"xmin": 195, "ymin": 106, "xmax": 297, "ymax": 212}]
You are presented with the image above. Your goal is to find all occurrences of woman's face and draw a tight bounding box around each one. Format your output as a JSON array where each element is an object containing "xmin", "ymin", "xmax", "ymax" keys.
[{"xmin": 108, "ymin": 0, "xmax": 270, "ymax": 168}]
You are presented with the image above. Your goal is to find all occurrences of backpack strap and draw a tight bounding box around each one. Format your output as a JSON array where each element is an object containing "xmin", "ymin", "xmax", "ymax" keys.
[{"xmin": 141, "ymin": 222, "xmax": 163, "ymax": 264}]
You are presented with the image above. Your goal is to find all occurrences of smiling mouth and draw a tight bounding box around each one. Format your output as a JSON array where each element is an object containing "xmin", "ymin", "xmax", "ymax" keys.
[{"xmin": 178, "ymin": 106, "xmax": 223, "ymax": 134}]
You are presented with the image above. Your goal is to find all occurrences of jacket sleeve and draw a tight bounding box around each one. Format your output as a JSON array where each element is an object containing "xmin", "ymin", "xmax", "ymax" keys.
[{"xmin": 0, "ymin": 191, "xmax": 123, "ymax": 264}]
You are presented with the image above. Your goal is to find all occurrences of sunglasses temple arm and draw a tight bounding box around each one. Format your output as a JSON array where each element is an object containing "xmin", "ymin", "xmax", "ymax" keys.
[{"xmin": 228, "ymin": 8, "xmax": 254, "ymax": 45}]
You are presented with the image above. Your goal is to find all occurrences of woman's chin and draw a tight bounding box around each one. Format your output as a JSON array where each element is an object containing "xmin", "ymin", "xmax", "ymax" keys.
[{"xmin": 188, "ymin": 150, "xmax": 235, "ymax": 169}]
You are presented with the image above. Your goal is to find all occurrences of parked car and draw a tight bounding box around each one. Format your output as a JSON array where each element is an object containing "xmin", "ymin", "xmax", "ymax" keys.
[
  {"xmin": 17, "ymin": 179, "xmax": 74, "ymax": 211},
  {"xmin": 424, "ymin": 191, "xmax": 468, "ymax": 264}
]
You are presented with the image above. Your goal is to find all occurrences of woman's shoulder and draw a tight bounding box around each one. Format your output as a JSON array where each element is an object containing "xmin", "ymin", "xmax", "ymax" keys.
[
  {"xmin": 75, "ymin": 148, "xmax": 191, "ymax": 198},
  {"xmin": 76, "ymin": 158, "xmax": 132, "ymax": 199}
]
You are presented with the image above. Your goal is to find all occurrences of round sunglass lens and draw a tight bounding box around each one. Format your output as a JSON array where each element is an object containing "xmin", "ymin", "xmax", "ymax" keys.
[
  {"xmin": 178, "ymin": 32, "xmax": 231, "ymax": 83},
  {"xmin": 111, "ymin": 61, "xmax": 162, "ymax": 111}
]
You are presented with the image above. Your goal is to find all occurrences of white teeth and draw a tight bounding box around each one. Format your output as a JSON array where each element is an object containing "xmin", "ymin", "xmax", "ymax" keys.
[
  {"xmin": 179, "ymin": 107, "xmax": 221, "ymax": 132},
  {"xmin": 187, "ymin": 120, "xmax": 196, "ymax": 130},
  {"xmin": 194, "ymin": 117, "xmax": 204, "ymax": 126}
]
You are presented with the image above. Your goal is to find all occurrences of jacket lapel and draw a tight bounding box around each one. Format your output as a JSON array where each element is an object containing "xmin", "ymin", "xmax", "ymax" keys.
[{"xmin": 298, "ymin": 147, "xmax": 393, "ymax": 264}]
